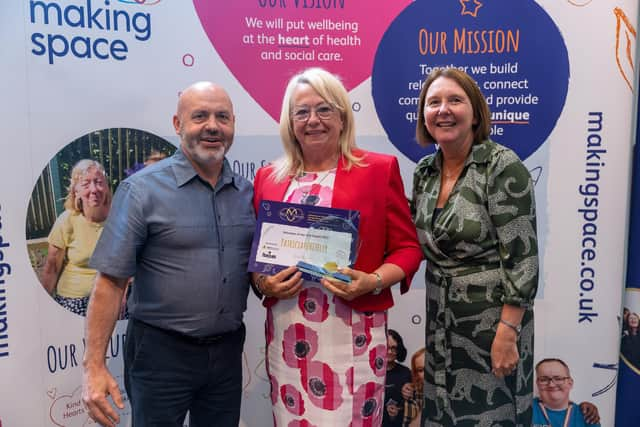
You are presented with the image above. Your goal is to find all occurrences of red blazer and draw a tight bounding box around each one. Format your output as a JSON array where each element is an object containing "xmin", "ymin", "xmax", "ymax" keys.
[{"xmin": 253, "ymin": 149, "xmax": 423, "ymax": 312}]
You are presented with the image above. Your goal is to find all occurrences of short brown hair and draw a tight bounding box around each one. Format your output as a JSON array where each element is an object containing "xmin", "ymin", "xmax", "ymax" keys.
[{"xmin": 535, "ymin": 358, "xmax": 571, "ymax": 376}]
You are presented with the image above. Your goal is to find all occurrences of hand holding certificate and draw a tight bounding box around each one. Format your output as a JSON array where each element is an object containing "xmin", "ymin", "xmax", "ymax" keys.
[{"xmin": 249, "ymin": 200, "xmax": 360, "ymax": 285}]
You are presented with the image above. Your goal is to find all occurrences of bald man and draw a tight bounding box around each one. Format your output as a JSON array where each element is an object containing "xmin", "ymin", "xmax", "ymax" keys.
[{"xmin": 82, "ymin": 82, "xmax": 255, "ymax": 426}]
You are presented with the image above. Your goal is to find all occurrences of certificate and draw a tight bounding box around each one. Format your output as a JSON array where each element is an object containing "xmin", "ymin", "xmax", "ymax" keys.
[{"xmin": 249, "ymin": 200, "xmax": 360, "ymax": 283}]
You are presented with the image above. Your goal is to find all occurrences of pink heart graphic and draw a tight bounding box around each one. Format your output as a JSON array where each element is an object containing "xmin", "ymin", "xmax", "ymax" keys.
[{"xmin": 194, "ymin": 1, "xmax": 411, "ymax": 121}]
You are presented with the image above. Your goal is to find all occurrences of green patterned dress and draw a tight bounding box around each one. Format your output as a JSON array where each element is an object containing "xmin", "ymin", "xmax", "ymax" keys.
[{"xmin": 411, "ymin": 140, "xmax": 538, "ymax": 427}]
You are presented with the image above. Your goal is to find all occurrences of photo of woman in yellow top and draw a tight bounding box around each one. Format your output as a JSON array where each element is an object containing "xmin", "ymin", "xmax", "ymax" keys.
[{"xmin": 40, "ymin": 159, "xmax": 112, "ymax": 316}]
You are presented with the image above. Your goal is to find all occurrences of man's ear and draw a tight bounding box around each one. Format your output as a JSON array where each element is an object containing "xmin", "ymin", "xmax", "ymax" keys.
[{"xmin": 172, "ymin": 115, "xmax": 181, "ymax": 135}]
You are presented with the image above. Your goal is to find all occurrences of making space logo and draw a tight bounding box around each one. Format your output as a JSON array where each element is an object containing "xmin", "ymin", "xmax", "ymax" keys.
[{"xmin": 28, "ymin": 0, "xmax": 160, "ymax": 65}]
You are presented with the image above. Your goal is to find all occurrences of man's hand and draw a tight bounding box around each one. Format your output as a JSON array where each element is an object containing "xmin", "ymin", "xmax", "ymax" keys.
[
  {"xmin": 82, "ymin": 273, "xmax": 128, "ymax": 427},
  {"xmin": 82, "ymin": 365, "xmax": 124, "ymax": 427},
  {"xmin": 580, "ymin": 401, "xmax": 601, "ymax": 424},
  {"xmin": 254, "ymin": 266, "xmax": 303, "ymax": 299}
]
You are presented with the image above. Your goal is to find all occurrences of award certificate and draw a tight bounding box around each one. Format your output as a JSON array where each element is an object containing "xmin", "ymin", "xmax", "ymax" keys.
[{"xmin": 249, "ymin": 200, "xmax": 360, "ymax": 283}]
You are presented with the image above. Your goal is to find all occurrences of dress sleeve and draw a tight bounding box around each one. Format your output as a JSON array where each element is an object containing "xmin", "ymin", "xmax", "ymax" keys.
[
  {"xmin": 382, "ymin": 157, "xmax": 423, "ymax": 293},
  {"xmin": 89, "ymin": 180, "xmax": 147, "ymax": 279},
  {"xmin": 487, "ymin": 149, "xmax": 538, "ymax": 307}
]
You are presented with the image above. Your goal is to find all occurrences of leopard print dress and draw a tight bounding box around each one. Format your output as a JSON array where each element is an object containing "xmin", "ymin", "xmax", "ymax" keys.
[{"xmin": 412, "ymin": 140, "xmax": 539, "ymax": 427}]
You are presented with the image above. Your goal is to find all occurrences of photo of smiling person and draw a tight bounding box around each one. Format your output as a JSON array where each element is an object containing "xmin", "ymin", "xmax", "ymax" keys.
[
  {"xmin": 621, "ymin": 311, "xmax": 640, "ymax": 368},
  {"xmin": 533, "ymin": 358, "xmax": 601, "ymax": 427},
  {"xmin": 383, "ymin": 329, "xmax": 412, "ymax": 427},
  {"xmin": 39, "ymin": 159, "xmax": 112, "ymax": 316},
  {"xmin": 27, "ymin": 128, "xmax": 175, "ymax": 317}
]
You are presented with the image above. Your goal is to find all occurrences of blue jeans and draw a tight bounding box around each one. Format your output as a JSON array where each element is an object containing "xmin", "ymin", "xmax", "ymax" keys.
[{"xmin": 124, "ymin": 319, "xmax": 245, "ymax": 426}]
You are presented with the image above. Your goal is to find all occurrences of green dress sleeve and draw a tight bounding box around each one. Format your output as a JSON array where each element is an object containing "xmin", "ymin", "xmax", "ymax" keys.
[{"xmin": 486, "ymin": 148, "xmax": 539, "ymax": 307}]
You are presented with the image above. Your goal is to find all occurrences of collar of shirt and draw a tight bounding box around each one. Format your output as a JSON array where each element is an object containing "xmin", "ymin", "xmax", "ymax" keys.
[
  {"xmin": 171, "ymin": 147, "xmax": 239, "ymax": 191},
  {"xmin": 423, "ymin": 139, "xmax": 495, "ymax": 176}
]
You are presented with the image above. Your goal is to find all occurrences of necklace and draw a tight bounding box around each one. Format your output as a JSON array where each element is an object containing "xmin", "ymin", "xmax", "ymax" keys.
[{"xmin": 537, "ymin": 400, "xmax": 573, "ymax": 427}]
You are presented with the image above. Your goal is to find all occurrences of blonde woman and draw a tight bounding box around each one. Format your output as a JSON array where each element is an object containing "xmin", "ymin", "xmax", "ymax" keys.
[
  {"xmin": 41, "ymin": 159, "xmax": 111, "ymax": 315},
  {"xmin": 253, "ymin": 68, "xmax": 422, "ymax": 425},
  {"xmin": 402, "ymin": 348, "xmax": 425, "ymax": 427}
]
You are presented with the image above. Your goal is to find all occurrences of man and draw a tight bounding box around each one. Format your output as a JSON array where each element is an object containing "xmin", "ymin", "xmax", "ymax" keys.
[
  {"xmin": 82, "ymin": 82, "xmax": 256, "ymax": 427},
  {"xmin": 533, "ymin": 358, "xmax": 601, "ymax": 427}
]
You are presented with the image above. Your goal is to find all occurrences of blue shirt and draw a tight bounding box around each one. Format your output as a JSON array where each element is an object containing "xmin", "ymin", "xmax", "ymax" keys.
[
  {"xmin": 533, "ymin": 398, "xmax": 600, "ymax": 427},
  {"xmin": 90, "ymin": 148, "xmax": 255, "ymax": 337}
]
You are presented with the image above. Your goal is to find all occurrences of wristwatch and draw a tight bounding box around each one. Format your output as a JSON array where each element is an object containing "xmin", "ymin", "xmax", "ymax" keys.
[{"xmin": 371, "ymin": 272, "xmax": 383, "ymax": 295}]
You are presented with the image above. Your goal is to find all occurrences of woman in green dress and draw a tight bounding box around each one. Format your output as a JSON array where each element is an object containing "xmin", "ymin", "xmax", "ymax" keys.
[{"xmin": 411, "ymin": 68, "xmax": 538, "ymax": 426}]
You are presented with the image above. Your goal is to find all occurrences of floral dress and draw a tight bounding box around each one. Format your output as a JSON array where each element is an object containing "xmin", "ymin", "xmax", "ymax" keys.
[
  {"xmin": 267, "ymin": 169, "xmax": 388, "ymax": 426},
  {"xmin": 411, "ymin": 140, "xmax": 539, "ymax": 427}
]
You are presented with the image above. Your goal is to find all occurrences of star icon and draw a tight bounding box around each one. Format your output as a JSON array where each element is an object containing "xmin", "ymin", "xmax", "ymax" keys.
[{"xmin": 460, "ymin": 0, "xmax": 483, "ymax": 17}]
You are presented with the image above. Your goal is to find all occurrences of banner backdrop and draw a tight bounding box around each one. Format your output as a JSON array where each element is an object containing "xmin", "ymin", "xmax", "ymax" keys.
[{"xmin": 0, "ymin": 1, "xmax": 637, "ymax": 426}]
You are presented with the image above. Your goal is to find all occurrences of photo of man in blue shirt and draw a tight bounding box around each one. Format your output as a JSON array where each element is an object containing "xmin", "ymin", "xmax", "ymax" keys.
[{"xmin": 533, "ymin": 358, "xmax": 601, "ymax": 427}]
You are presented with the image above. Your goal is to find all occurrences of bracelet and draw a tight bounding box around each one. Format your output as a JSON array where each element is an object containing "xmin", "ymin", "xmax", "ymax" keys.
[
  {"xmin": 371, "ymin": 272, "xmax": 383, "ymax": 295},
  {"xmin": 499, "ymin": 319, "xmax": 521, "ymax": 335}
]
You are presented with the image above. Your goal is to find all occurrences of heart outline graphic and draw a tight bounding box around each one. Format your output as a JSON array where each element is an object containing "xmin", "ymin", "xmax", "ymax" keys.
[{"xmin": 47, "ymin": 388, "xmax": 57, "ymax": 399}]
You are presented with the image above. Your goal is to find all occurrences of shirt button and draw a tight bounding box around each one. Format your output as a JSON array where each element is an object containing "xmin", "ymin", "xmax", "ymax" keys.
[{"xmin": 223, "ymin": 278, "xmax": 227, "ymax": 283}]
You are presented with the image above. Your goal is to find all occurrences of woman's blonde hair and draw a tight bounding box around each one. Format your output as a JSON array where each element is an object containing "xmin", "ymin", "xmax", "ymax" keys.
[
  {"xmin": 271, "ymin": 67, "xmax": 363, "ymax": 181},
  {"xmin": 411, "ymin": 347, "xmax": 426, "ymax": 393},
  {"xmin": 63, "ymin": 159, "xmax": 112, "ymax": 214}
]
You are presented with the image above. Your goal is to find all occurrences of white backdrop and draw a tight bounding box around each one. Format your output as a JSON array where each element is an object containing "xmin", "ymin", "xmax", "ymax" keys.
[{"xmin": 0, "ymin": 1, "xmax": 638, "ymax": 426}]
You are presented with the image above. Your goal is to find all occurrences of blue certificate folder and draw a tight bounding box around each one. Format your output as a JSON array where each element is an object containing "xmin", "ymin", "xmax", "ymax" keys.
[{"xmin": 249, "ymin": 200, "xmax": 360, "ymax": 284}]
